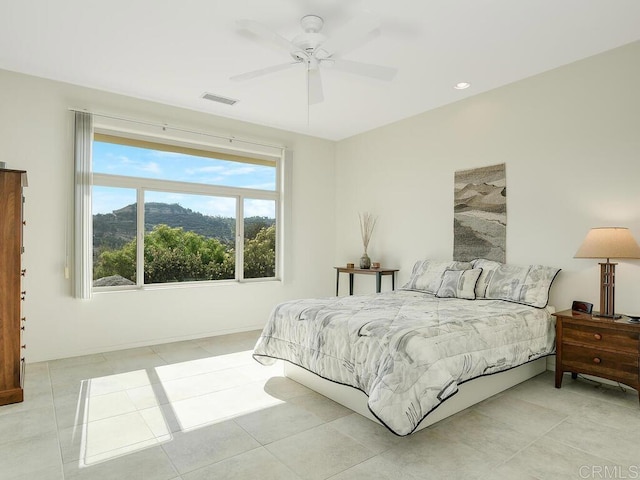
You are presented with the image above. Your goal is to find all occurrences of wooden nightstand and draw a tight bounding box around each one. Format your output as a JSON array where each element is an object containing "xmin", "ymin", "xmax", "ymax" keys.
[{"xmin": 553, "ymin": 309, "xmax": 640, "ymax": 402}]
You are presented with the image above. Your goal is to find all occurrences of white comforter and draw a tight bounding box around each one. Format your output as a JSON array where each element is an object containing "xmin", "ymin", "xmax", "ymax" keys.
[{"xmin": 253, "ymin": 290, "xmax": 555, "ymax": 435}]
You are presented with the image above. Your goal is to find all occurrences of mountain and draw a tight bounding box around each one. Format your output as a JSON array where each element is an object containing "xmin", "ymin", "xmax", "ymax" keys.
[
  {"xmin": 93, "ymin": 202, "xmax": 274, "ymax": 254},
  {"xmin": 454, "ymin": 183, "xmax": 506, "ymax": 214}
]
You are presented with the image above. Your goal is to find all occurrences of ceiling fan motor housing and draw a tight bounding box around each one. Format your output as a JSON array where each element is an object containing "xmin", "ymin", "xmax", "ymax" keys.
[{"xmin": 291, "ymin": 15, "xmax": 326, "ymax": 59}]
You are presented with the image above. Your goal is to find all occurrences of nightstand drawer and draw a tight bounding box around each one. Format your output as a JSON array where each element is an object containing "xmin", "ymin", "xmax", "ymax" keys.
[
  {"xmin": 563, "ymin": 323, "xmax": 639, "ymax": 354},
  {"xmin": 562, "ymin": 343, "xmax": 639, "ymax": 384}
]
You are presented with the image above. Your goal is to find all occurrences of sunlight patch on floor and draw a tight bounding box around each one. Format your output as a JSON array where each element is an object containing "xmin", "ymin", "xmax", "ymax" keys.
[{"xmin": 76, "ymin": 350, "xmax": 283, "ymax": 467}]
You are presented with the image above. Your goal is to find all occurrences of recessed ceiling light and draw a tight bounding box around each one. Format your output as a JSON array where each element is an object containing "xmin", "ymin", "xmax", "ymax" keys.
[{"xmin": 454, "ymin": 82, "xmax": 471, "ymax": 90}]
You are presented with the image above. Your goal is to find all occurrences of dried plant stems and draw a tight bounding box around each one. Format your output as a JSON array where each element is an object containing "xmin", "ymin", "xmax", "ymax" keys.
[{"xmin": 359, "ymin": 212, "xmax": 377, "ymax": 253}]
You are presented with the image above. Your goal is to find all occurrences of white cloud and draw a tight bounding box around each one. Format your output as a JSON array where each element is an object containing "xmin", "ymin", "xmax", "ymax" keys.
[
  {"xmin": 99, "ymin": 154, "xmax": 162, "ymax": 175},
  {"xmin": 138, "ymin": 161, "xmax": 161, "ymax": 174},
  {"xmin": 202, "ymin": 197, "xmax": 236, "ymax": 217},
  {"xmin": 244, "ymin": 199, "xmax": 275, "ymax": 218}
]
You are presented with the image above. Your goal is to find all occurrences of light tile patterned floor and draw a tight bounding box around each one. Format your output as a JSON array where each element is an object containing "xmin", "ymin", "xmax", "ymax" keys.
[{"xmin": 1, "ymin": 330, "xmax": 639, "ymax": 479}]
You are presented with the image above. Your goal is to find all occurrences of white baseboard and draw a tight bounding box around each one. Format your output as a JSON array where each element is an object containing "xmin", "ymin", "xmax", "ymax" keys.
[{"xmin": 546, "ymin": 355, "xmax": 555, "ymax": 371}]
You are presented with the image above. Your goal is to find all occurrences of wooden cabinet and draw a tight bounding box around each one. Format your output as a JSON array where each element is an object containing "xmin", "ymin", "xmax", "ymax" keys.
[
  {"xmin": 0, "ymin": 169, "xmax": 27, "ymax": 406},
  {"xmin": 553, "ymin": 309, "xmax": 640, "ymax": 402}
]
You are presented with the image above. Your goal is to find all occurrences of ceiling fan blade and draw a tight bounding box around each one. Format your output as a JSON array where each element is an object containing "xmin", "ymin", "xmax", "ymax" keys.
[
  {"xmin": 230, "ymin": 62, "xmax": 300, "ymax": 82},
  {"xmin": 307, "ymin": 68, "xmax": 324, "ymax": 105},
  {"xmin": 316, "ymin": 14, "xmax": 380, "ymax": 57},
  {"xmin": 237, "ymin": 19, "xmax": 300, "ymax": 54},
  {"xmin": 328, "ymin": 58, "xmax": 397, "ymax": 81}
]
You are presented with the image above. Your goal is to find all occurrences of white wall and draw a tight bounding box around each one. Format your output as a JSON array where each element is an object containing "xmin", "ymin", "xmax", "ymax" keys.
[
  {"xmin": 0, "ymin": 69, "xmax": 336, "ymax": 362},
  {"xmin": 3, "ymin": 41, "xmax": 639, "ymax": 362},
  {"xmin": 335, "ymin": 41, "xmax": 640, "ymax": 313}
]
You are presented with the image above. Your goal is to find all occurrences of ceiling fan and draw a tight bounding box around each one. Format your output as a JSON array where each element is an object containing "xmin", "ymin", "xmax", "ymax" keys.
[{"xmin": 231, "ymin": 14, "xmax": 397, "ymax": 105}]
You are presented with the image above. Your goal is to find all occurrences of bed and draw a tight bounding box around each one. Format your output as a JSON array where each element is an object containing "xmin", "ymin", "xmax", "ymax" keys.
[{"xmin": 253, "ymin": 259, "xmax": 560, "ymax": 436}]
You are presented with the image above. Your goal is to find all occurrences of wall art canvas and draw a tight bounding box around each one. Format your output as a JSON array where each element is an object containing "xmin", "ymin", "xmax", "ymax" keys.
[{"xmin": 453, "ymin": 163, "xmax": 506, "ymax": 263}]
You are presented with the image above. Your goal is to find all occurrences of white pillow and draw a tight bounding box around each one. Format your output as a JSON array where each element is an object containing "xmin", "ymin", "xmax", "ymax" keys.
[
  {"xmin": 401, "ymin": 260, "xmax": 472, "ymax": 294},
  {"xmin": 484, "ymin": 263, "xmax": 560, "ymax": 308},
  {"xmin": 436, "ymin": 268, "xmax": 483, "ymax": 300},
  {"xmin": 470, "ymin": 258, "xmax": 503, "ymax": 298}
]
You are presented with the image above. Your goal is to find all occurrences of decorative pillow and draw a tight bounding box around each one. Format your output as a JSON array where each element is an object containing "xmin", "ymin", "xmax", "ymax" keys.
[
  {"xmin": 484, "ymin": 263, "xmax": 561, "ymax": 308},
  {"xmin": 470, "ymin": 259, "xmax": 503, "ymax": 298},
  {"xmin": 436, "ymin": 268, "xmax": 483, "ymax": 300},
  {"xmin": 401, "ymin": 260, "xmax": 472, "ymax": 294}
]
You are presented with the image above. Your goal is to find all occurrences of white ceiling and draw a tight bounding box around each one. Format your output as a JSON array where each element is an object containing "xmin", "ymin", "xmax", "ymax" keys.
[{"xmin": 1, "ymin": 1, "xmax": 639, "ymax": 141}]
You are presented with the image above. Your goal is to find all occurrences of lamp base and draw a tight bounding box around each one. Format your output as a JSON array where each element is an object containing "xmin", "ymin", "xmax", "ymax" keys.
[{"xmin": 598, "ymin": 261, "xmax": 617, "ymax": 319}]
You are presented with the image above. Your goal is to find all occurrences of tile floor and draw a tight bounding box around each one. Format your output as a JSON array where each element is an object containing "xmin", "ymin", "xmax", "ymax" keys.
[{"xmin": 1, "ymin": 330, "xmax": 639, "ymax": 480}]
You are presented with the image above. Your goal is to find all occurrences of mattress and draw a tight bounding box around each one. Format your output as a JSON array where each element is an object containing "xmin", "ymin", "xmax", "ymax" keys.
[{"xmin": 253, "ymin": 290, "xmax": 555, "ymax": 435}]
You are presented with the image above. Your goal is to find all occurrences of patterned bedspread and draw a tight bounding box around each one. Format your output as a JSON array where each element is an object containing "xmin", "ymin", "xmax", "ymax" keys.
[{"xmin": 253, "ymin": 290, "xmax": 555, "ymax": 435}]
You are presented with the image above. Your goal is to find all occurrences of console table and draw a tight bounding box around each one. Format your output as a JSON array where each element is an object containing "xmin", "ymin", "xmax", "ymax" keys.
[{"xmin": 335, "ymin": 267, "xmax": 399, "ymax": 296}]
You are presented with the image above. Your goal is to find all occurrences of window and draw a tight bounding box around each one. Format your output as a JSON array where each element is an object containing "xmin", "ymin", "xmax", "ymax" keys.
[{"xmin": 90, "ymin": 131, "xmax": 281, "ymax": 290}]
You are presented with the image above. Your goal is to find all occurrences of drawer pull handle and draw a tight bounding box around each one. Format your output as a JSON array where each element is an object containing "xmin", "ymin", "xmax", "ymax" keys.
[
  {"xmin": 594, "ymin": 333, "xmax": 602, "ymax": 340},
  {"xmin": 593, "ymin": 357, "xmax": 601, "ymax": 364}
]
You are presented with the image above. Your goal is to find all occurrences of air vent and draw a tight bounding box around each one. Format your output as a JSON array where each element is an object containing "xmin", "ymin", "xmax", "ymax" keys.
[{"xmin": 201, "ymin": 92, "xmax": 238, "ymax": 106}]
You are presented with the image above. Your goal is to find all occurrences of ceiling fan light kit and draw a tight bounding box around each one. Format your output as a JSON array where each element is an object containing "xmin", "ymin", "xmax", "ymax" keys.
[{"xmin": 232, "ymin": 13, "xmax": 397, "ymax": 106}]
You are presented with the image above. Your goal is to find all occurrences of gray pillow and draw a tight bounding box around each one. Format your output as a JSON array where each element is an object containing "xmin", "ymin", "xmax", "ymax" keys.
[
  {"xmin": 401, "ymin": 260, "xmax": 472, "ymax": 294},
  {"xmin": 436, "ymin": 268, "xmax": 483, "ymax": 300},
  {"xmin": 470, "ymin": 258, "xmax": 503, "ymax": 298},
  {"xmin": 484, "ymin": 263, "xmax": 560, "ymax": 308}
]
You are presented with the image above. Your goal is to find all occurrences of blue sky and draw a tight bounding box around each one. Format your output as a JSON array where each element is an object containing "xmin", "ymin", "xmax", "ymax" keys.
[{"xmin": 92, "ymin": 142, "xmax": 276, "ymax": 218}]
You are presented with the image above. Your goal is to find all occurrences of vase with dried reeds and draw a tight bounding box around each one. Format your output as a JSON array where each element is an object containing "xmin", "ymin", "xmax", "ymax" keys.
[{"xmin": 358, "ymin": 212, "xmax": 377, "ymax": 269}]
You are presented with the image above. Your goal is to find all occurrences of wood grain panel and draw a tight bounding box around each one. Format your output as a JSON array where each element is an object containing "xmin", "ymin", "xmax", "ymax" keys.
[{"xmin": 0, "ymin": 170, "xmax": 25, "ymax": 406}]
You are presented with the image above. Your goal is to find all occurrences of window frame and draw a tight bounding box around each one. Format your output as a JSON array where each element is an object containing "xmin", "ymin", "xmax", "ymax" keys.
[{"xmin": 91, "ymin": 128, "xmax": 282, "ymax": 291}]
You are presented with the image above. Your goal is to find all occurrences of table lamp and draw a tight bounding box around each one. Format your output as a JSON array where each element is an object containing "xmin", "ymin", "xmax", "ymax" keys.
[{"xmin": 574, "ymin": 227, "xmax": 640, "ymax": 318}]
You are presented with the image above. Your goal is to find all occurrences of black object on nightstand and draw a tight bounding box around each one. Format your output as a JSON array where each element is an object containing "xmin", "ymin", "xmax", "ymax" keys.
[{"xmin": 571, "ymin": 300, "xmax": 593, "ymax": 314}]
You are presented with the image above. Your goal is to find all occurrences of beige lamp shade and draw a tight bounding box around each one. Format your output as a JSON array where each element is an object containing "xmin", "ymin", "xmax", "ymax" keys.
[{"xmin": 574, "ymin": 227, "xmax": 640, "ymax": 260}]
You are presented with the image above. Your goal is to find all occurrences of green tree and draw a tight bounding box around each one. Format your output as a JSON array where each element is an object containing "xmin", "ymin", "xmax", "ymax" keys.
[
  {"xmin": 142, "ymin": 224, "xmax": 234, "ymax": 283},
  {"xmin": 244, "ymin": 225, "xmax": 276, "ymax": 278},
  {"xmin": 94, "ymin": 224, "xmax": 235, "ymax": 283},
  {"xmin": 94, "ymin": 239, "xmax": 136, "ymax": 281},
  {"xmin": 244, "ymin": 216, "xmax": 275, "ymax": 239},
  {"xmin": 94, "ymin": 223, "xmax": 276, "ymax": 283}
]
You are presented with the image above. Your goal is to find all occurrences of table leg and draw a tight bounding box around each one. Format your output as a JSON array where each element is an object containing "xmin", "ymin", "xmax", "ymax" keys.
[
  {"xmin": 555, "ymin": 366, "xmax": 563, "ymax": 389},
  {"xmin": 376, "ymin": 272, "xmax": 382, "ymax": 293},
  {"xmin": 392, "ymin": 273, "xmax": 395, "ymax": 291},
  {"xmin": 336, "ymin": 270, "xmax": 340, "ymax": 296},
  {"xmin": 349, "ymin": 273, "xmax": 354, "ymax": 295}
]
